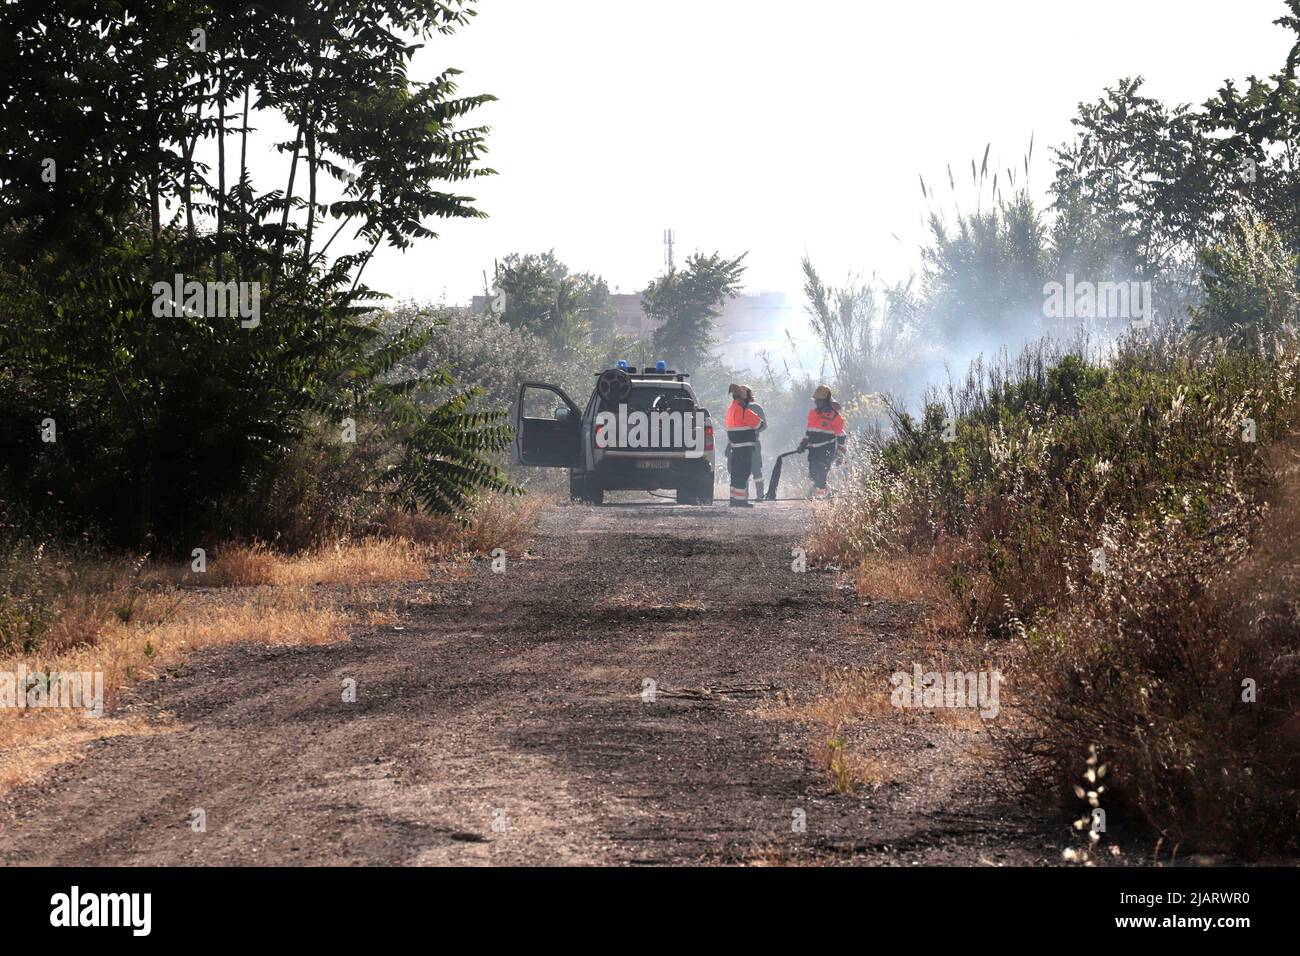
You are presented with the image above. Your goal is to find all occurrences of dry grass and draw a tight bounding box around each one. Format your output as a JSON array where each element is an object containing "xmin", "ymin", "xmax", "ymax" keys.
[
  {"xmin": 0, "ymin": 491, "xmax": 548, "ymax": 795},
  {"xmin": 197, "ymin": 537, "xmax": 430, "ymax": 588},
  {"xmin": 365, "ymin": 605, "xmax": 402, "ymax": 627},
  {"xmin": 0, "ymin": 587, "xmax": 353, "ymax": 793},
  {"xmin": 764, "ymin": 654, "xmax": 1003, "ymax": 805},
  {"xmin": 0, "ymin": 713, "xmax": 173, "ymax": 793},
  {"xmin": 27, "ymin": 557, "xmax": 158, "ymax": 659},
  {"xmin": 817, "ymin": 732, "xmax": 895, "ymax": 793},
  {"xmin": 130, "ymin": 492, "xmax": 550, "ymax": 589},
  {"xmin": 380, "ymin": 492, "xmax": 546, "ymax": 560},
  {"xmin": 776, "ymin": 667, "xmax": 896, "ymax": 727},
  {"xmin": 5, "ymin": 590, "xmax": 354, "ymax": 710},
  {"xmin": 1004, "ymin": 443, "xmax": 1300, "ymax": 857},
  {"xmin": 850, "ymin": 544, "xmax": 969, "ymax": 636},
  {"xmin": 776, "ymin": 657, "xmax": 1006, "ymax": 732}
]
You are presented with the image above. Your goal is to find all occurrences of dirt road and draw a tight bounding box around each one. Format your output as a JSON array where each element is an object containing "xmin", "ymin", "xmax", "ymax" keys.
[{"xmin": 0, "ymin": 499, "xmax": 1058, "ymax": 865}]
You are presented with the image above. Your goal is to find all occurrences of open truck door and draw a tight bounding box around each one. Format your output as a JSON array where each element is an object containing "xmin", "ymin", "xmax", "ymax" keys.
[{"xmin": 514, "ymin": 382, "xmax": 583, "ymax": 467}]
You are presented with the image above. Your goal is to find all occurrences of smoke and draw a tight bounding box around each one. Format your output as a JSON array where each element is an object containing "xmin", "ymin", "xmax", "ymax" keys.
[{"xmin": 770, "ymin": 217, "xmax": 1206, "ymax": 433}]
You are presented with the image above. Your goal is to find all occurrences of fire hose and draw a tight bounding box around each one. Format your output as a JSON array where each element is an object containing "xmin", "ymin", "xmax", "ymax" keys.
[
  {"xmin": 764, "ymin": 446, "xmax": 807, "ymax": 500},
  {"xmin": 642, "ymin": 445, "xmax": 814, "ymax": 502}
]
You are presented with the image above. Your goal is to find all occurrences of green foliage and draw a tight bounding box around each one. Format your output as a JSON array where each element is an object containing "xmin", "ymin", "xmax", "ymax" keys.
[
  {"xmin": 490, "ymin": 251, "xmax": 617, "ymax": 351},
  {"xmin": 824, "ymin": 338, "xmax": 1300, "ymax": 852},
  {"xmin": 1191, "ymin": 215, "xmax": 1300, "ymax": 357},
  {"xmin": 1050, "ymin": 5, "xmax": 1300, "ymax": 280},
  {"xmin": 1050, "ymin": 78, "xmax": 1226, "ymax": 277},
  {"xmin": 389, "ymin": 372, "xmax": 517, "ymax": 517},
  {"xmin": 883, "ymin": 338, "xmax": 1279, "ymax": 548},
  {"xmin": 922, "ymin": 190, "xmax": 1052, "ymax": 352},
  {"xmin": 643, "ymin": 251, "xmax": 747, "ymax": 372},
  {"xmin": 866, "ymin": 337, "xmax": 1291, "ymax": 626},
  {"xmin": 0, "ymin": 0, "xmax": 511, "ymax": 548}
]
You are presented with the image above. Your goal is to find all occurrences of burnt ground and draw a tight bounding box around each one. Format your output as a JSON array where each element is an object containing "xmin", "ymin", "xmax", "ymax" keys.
[{"xmin": 0, "ymin": 499, "xmax": 1065, "ymax": 865}]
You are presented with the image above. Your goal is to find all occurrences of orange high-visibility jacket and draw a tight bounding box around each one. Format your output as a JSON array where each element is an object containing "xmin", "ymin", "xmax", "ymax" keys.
[
  {"xmin": 726, "ymin": 400, "xmax": 762, "ymax": 447},
  {"xmin": 805, "ymin": 406, "xmax": 846, "ymax": 450}
]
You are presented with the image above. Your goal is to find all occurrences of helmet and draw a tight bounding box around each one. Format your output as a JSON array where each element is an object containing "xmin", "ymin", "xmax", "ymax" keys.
[{"xmin": 812, "ymin": 385, "xmax": 832, "ymax": 402}]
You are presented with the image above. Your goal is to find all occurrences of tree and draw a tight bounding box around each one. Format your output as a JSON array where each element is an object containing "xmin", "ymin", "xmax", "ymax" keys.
[
  {"xmin": 1049, "ymin": 78, "xmax": 1227, "ymax": 279},
  {"xmin": 1045, "ymin": 7, "xmax": 1300, "ymax": 335},
  {"xmin": 1199, "ymin": 3, "xmax": 1300, "ymax": 252},
  {"xmin": 490, "ymin": 251, "xmax": 615, "ymax": 351},
  {"xmin": 922, "ymin": 189, "xmax": 1052, "ymax": 351},
  {"xmin": 643, "ymin": 251, "xmax": 747, "ymax": 372},
  {"xmin": 0, "ymin": 0, "xmax": 511, "ymax": 547}
]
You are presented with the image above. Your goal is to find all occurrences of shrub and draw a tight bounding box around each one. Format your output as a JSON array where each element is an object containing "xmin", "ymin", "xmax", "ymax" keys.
[
  {"xmin": 1191, "ymin": 215, "xmax": 1300, "ymax": 358},
  {"xmin": 814, "ymin": 335, "xmax": 1300, "ymax": 854}
]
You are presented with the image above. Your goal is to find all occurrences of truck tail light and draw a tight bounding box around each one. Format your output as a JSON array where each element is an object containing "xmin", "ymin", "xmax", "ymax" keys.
[{"xmin": 704, "ymin": 423, "xmax": 714, "ymax": 451}]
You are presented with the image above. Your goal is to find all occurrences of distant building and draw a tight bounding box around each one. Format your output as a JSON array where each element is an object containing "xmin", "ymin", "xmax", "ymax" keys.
[
  {"xmin": 714, "ymin": 292, "xmax": 794, "ymax": 370},
  {"xmin": 605, "ymin": 294, "xmax": 648, "ymax": 338},
  {"xmin": 468, "ymin": 290, "xmax": 793, "ymax": 372}
]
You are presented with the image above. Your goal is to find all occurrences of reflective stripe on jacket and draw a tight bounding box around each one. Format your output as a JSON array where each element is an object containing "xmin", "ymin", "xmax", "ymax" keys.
[
  {"xmin": 726, "ymin": 400, "xmax": 762, "ymax": 447},
  {"xmin": 805, "ymin": 406, "xmax": 845, "ymax": 448}
]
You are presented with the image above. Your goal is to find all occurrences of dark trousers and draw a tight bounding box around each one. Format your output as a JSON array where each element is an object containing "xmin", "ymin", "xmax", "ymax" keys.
[
  {"xmin": 727, "ymin": 446, "xmax": 752, "ymax": 497},
  {"xmin": 808, "ymin": 443, "xmax": 835, "ymax": 489}
]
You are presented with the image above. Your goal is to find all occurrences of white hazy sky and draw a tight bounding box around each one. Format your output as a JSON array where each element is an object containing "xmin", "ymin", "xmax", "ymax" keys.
[{"xmin": 356, "ymin": 0, "xmax": 1294, "ymax": 306}]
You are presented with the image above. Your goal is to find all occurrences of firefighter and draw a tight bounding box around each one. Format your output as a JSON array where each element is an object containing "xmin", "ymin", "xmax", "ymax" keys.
[
  {"xmin": 724, "ymin": 383, "xmax": 762, "ymax": 508},
  {"xmin": 798, "ymin": 385, "xmax": 846, "ymax": 499},
  {"xmin": 748, "ymin": 389, "xmax": 768, "ymax": 501}
]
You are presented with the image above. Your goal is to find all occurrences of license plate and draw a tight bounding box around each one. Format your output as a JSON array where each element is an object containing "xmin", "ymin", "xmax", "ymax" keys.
[{"xmin": 635, "ymin": 460, "xmax": 671, "ymax": 470}]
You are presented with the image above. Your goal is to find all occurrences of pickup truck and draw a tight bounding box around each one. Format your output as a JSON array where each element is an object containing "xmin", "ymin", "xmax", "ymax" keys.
[{"xmin": 513, "ymin": 363, "xmax": 715, "ymax": 505}]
